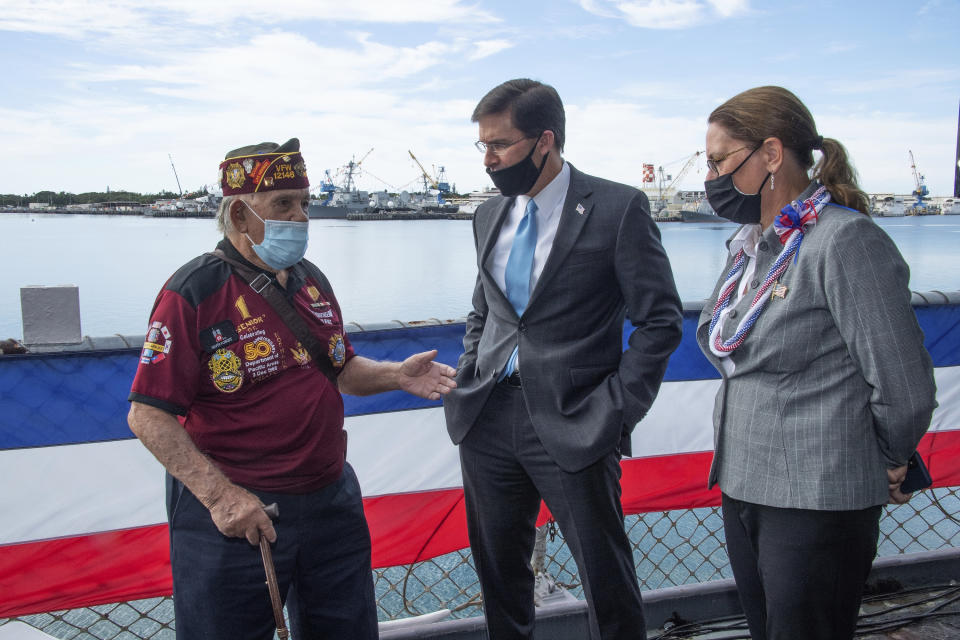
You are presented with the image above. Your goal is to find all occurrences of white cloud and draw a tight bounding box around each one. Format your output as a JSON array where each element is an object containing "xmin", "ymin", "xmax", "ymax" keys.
[
  {"xmin": 578, "ymin": 0, "xmax": 620, "ymax": 18},
  {"xmin": 578, "ymin": 0, "xmax": 749, "ymax": 29},
  {"xmin": 0, "ymin": 1, "xmax": 953, "ymax": 200},
  {"xmin": 563, "ymin": 100, "xmax": 707, "ymax": 189},
  {"xmin": 468, "ymin": 39, "xmax": 514, "ymax": 61},
  {"xmin": 816, "ymin": 111, "xmax": 957, "ymax": 196},
  {"xmin": 707, "ymin": 0, "xmax": 748, "ymax": 18},
  {"xmin": 68, "ymin": 30, "xmax": 491, "ymax": 110},
  {"xmin": 0, "ymin": 0, "xmax": 499, "ymax": 41},
  {"xmin": 0, "ymin": 0, "xmax": 513, "ymax": 196}
]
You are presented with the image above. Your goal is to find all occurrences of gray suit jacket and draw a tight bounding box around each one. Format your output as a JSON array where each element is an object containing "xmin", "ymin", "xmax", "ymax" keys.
[
  {"xmin": 696, "ymin": 188, "xmax": 937, "ymax": 510},
  {"xmin": 444, "ymin": 164, "xmax": 683, "ymax": 472}
]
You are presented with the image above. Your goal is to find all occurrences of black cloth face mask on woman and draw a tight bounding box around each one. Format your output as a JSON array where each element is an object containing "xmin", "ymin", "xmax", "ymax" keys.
[{"xmin": 704, "ymin": 146, "xmax": 770, "ymax": 224}]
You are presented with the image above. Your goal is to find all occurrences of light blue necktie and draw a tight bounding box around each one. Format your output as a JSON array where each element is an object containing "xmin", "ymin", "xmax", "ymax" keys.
[{"xmin": 502, "ymin": 198, "xmax": 538, "ymax": 377}]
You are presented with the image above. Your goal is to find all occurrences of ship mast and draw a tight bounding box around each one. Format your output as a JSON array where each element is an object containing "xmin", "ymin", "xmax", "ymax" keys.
[{"xmin": 343, "ymin": 148, "xmax": 374, "ymax": 193}]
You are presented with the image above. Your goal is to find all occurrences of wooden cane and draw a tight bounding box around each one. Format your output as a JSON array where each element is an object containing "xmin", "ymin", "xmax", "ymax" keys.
[{"xmin": 260, "ymin": 503, "xmax": 289, "ymax": 640}]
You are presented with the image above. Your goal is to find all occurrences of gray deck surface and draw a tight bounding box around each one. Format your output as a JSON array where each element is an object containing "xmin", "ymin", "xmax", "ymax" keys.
[{"xmin": 382, "ymin": 548, "xmax": 960, "ymax": 639}]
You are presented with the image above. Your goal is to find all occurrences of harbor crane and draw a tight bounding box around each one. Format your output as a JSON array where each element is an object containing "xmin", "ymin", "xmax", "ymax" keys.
[
  {"xmin": 663, "ymin": 150, "xmax": 704, "ymax": 196},
  {"xmin": 435, "ymin": 166, "xmax": 451, "ymax": 193},
  {"xmin": 408, "ymin": 150, "xmax": 438, "ymax": 191},
  {"xmin": 317, "ymin": 169, "xmax": 337, "ymax": 196},
  {"xmin": 408, "ymin": 150, "xmax": 452, "ymax": 203},
  {"xmin": 168, "ymin": 154, "xmax": 183, "ymax": 198},
  {"xmin": 909, "ymin": 150, "xmax": 929, "ymax": 207},
  {"xmin": 653, "ymin": 150, "xmax": 704, "ymax": 210}
]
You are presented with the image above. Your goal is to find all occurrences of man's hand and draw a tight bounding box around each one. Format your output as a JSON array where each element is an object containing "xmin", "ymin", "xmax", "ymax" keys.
[
  {"xmin": 128, "ymin": 402, "xmax": 278, "ymax": 545},
  {"xmin": 887, "ymin": 464, "xmax": 910, "ymax": 505},
  {"xmin": 206, "ymin": 484, "xmax": 277, "ymax": 545},
  {"xmin": 398, "ymin": 349, "xmax": 457, "ymax": 400}
]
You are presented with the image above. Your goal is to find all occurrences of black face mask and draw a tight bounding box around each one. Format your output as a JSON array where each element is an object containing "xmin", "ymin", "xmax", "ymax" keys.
[
  {"xmin": 704, "ymin": 147, "xmax": 770, "ymax": 224},
  {"xmin": 487, "ymin": 133, "xmax": 549, "ymax": 197}
]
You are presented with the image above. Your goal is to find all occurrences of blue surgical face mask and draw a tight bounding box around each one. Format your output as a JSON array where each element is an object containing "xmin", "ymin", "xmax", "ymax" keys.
[{"xmin": 242, "ymin": 202, "xmax": 309, "ymax": 270}]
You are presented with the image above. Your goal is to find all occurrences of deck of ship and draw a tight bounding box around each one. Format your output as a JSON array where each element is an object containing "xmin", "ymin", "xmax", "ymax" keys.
[{"xmin": 379, "ymin": 548, "xmax": 960, "ymax": 640}]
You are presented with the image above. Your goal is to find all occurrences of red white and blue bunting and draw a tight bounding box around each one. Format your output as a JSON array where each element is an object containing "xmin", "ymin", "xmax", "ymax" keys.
[{"xmin": 0, "ymin": 301, "xmax": 958, "ymax": 617}]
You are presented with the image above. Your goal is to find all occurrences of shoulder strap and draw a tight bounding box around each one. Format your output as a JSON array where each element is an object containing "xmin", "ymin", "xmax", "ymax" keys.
[
  {"xmin": 298, "ymin": 259, "xmax": 334, "ymax": 297},
  {"xmin": 208, "ymin": 250, "xmax": 339, "ymax": 386}
]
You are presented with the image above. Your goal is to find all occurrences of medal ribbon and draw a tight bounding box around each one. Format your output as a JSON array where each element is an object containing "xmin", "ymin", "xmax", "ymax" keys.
[{"xmin": 709, "ymin": 186, "xmax": 830, "ymax": 357}]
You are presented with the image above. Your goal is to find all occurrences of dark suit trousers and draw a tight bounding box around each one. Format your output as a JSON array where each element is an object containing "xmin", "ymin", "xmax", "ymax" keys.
[
  {"xmin": 459, "ymin": 382, "xmax": 646, "ymax": 640},
  {"xmin": 722, "ymin": 494, "xmax": 882, "ymax": 640}
]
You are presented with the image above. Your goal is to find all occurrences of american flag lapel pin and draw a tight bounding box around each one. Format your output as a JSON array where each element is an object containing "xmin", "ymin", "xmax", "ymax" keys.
[
  {"xmin": 576, "ymin": 203, "xmax": 585, "ymax": 215},
  {"xmin": 771, "ymin": 283, "xmax": 788, "ymax": 299}
]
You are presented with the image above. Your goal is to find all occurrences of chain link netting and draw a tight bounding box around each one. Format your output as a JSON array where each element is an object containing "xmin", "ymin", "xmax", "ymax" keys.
[{"xmin": 4, "ymin": 487, "xmax": 957, "ymax": 639}]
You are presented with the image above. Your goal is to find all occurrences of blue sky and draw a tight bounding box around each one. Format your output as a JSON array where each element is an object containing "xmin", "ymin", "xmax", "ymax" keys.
[{"xmin": 1, "ymin": 0, "xmax": 958, "ymax": 197}]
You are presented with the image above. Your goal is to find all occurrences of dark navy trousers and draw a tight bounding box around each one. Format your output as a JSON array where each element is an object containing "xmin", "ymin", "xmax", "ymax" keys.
[
  {"xmin": 166, "ymin": 464, "xmax": 377, "ymax": 640},
  {"xmin": 722, "ymin": 493, "xmax": 882, "ymax": 640}
]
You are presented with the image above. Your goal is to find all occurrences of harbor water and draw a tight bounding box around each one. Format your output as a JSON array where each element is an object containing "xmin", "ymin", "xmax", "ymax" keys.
[{"xmin": 1, "ymin": 213, "xmax": 958, "ymax": 340}]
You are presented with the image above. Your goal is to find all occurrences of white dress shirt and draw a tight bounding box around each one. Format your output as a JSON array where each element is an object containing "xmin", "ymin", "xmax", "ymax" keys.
[{"xmin": 486, "ymin": 161, "xmax": 571, "ymax": 296}]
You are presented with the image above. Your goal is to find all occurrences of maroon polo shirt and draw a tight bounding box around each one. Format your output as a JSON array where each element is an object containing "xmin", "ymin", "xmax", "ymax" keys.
[{"xmin": 129, "ymin": 239, "xmax": 355, "ymax": 493}]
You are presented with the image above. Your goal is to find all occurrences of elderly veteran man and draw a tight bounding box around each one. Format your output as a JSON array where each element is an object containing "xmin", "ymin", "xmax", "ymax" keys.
[{"xmin": 127, "ymin": 138, "xmax": 456, "ymax": 640}]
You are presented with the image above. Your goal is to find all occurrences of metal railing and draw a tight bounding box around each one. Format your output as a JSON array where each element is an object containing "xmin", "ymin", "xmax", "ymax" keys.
[{"xmin": 4, "ymin": 487, "xmax": 957, "ymax": 639}]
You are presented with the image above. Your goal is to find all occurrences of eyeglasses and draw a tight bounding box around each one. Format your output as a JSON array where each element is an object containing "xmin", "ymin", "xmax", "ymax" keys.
[
  {"xmin": 474, "ymin": 136, "xmax": 531, "ymax": 155},
  {"xmin": 706, "ymin": 145, "xmax": 753, "ymax": 175}
]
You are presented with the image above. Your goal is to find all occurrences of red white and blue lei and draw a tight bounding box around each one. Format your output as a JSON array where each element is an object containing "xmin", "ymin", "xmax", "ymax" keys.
[{"xmin": 708, "ymin": 185, "xmax": 831, "ymax": 358}]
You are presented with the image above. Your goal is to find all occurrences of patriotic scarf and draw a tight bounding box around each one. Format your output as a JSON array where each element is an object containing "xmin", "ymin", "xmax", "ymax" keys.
[{"xmin": 708, "ymin": 185, "xmax": 831, "ymax": 357}]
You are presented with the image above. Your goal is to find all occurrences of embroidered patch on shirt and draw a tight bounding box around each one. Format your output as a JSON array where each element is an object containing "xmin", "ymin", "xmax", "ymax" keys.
[
  {"xmin": 140, "ymin": 321, "xmax": 173, "ymax": 364},
  {"xmin": 208, "ymin": 348, "xmax": 244, "ymax": 393},
  {"xmin": 199, "ymin": 320, "xmax": 239, "ymax": 353},
  {"xmin": 328, "ymin": 333, "xmax": 346, "ymax": 368}
]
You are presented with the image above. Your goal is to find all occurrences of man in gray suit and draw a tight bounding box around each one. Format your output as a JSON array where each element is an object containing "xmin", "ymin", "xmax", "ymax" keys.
[{"xmin": 444, "ymin": 78, "xmax": 683, "ymax": 640}]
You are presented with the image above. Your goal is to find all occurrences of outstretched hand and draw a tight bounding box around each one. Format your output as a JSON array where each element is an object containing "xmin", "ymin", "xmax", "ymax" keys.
[{"xmin": 398, "ymin": 349, "xmax": 457, "ymax": 400}]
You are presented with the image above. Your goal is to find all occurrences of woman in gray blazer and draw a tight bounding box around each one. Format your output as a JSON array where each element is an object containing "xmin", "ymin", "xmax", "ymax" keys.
[{"xmin": 695, "ymin": 86, "xmax": 937, "ymax": 640}]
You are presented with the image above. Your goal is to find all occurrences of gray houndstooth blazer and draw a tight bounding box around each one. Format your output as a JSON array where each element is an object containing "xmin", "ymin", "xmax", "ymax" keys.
[{"xmin": 696, "ymin": 183, "xmax": 937, "ymax": 510}]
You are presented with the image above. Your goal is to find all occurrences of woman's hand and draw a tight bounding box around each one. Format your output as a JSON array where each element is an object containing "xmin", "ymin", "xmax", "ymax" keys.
[{"xmin": 887, "ymin": 465, "xmax": 910, "ymax": 505}]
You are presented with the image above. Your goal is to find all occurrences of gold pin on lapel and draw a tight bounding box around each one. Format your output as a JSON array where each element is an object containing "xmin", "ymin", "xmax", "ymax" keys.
[
  {"xmin": 576, "ymin": 203, "xmax": 585, "ymax": 215},
  {"xmin": 771, "ymin": 283, "xmax": 788, "ymax": 299}
]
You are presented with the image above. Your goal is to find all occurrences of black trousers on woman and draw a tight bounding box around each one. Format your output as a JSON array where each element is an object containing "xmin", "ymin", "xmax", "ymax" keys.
[{"xmin": 722, "ymin": 494, "xmax": 882, "ymax": 640}]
